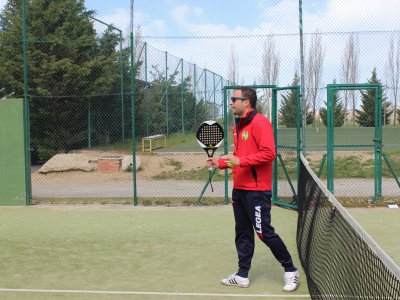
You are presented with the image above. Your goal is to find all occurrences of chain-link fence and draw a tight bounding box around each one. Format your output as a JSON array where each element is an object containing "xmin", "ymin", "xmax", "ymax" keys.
[{"xmin": 1, "ymin": 0, "xmax": 399, "ymax": 205}]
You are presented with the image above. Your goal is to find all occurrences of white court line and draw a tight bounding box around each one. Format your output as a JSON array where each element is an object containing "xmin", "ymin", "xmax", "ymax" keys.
[{"xmin": 0, "ymin": 288, "xmax": 310, "ymax": 298}]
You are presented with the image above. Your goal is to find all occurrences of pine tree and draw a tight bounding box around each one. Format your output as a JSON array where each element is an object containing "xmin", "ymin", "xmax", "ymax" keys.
[
  {"xmin": 398, "ymin": 108, "xmax": 400, "ymax": 123},
  {"xmin": 0, "ymin": 0, "xmax": 123, "ymax": 160},
  {"xmin": 356, "ymin": 69, "xmax": 392, "ymax": 127},
  {"xmin": 280, "ymin": 72, "xmax": 312, "ymax": 127},
  {"xmin": 319, "ymin": 81, "xmax": 345, "ymax": 127},
  {"xmin": 279, "ymin": 73, "xmax": 300, "ymax": 128}
]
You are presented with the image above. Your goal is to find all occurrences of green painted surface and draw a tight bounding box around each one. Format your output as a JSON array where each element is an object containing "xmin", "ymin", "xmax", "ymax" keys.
[{"xmin": 0, "ymin": 98, "xmax": 26, "ymax": 205}]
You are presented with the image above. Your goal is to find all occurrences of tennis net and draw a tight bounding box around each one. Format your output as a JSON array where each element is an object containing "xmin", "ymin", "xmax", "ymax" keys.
[{"xmin": 297, "ymin": 153, "xmax": 400, "ymax": 299}]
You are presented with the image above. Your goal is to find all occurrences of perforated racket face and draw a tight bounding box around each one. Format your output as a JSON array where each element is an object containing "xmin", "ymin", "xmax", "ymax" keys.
[{"xmin": 196, "ymin": 120, "xmax": 224, "ymax": 157}]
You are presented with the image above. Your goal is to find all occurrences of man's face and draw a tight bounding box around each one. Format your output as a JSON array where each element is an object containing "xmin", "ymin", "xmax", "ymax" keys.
[{"xmin": 230, "ymin": 90, "xmax": 248, "ymax": 117}]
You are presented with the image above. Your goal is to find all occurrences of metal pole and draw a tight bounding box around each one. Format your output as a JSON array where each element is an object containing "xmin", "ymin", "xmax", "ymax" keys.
[
  {"xmin": 130, "ymin": 32, "xmax": 137, "ymax": 206},
  {"xmin": 204, "ymin": 69, "xmax": 207, "ymax": 118},
  {"xmin": 165, "ymin": 51, "xmax": 169, "ymax": 135},
  {"xmin": 298, "ymin": 0, "xmax": 306, "ymax": 152},
  {"xmin": 119, "ymin": 31, "xmax": 125, "ymax": 143},
  {"xmin": 375, "ymin": 86, "xmax": 382, "ymax": 200},
  {"xmin": 194, "ymin": 64, "xmax": 197, "ymax": 127},
  {"xmin": 145, "ymin": 42, "xmax": 149, "ymax": 136},
  {"xmin": 22, "ymin": 0, "xmax": 31, "ymax": 204},
  {"xmin": 181, "ymin": 59, "xmax": 184, "ymax": 133},
  {"xmin": 327, "ymin": 87, "xmax": 334, "ymax": 193},
  {"xmin": 88, "ymin": 100, "xmax": 91, "ymax": 148},
  {"xmin": 213, "ymin": 72, "xmax": 216, "ymax": 119},
  {"xmin": 130, "ymin": 0, "xmax": 134, "ymax": 33},
  {"xmin": 272, "ymin": 89, "xmax": 278, "ymax": 203},
  {"xmin": 223, "ymin": 87, "xmax": 229, "ymax": 205},
  {"xmin": 88, "ymin": 16, "xmax": 124, "ymax": 143}
]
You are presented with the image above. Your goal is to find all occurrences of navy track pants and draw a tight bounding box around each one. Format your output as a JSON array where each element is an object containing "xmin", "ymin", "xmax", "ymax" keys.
[{"xmin": 232, "ymin": 189, "xmax": 296, "ymax": 278}]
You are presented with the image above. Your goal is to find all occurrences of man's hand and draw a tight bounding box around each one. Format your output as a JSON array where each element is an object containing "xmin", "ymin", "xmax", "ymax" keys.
[
  {"xmin": 206, "ymin": 157, "xmax": 219, "ymax": 169},
  {"xmin": 220, "ymin": 154, "xmax": 240, "ymax": 166}
]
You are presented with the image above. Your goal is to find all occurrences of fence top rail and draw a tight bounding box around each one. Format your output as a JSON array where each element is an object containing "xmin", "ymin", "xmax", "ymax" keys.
[
  {"xmin": 327, "ymin": 83, "xmax": 381, "ymax": 91},
  {"xmin": 272, "ymin": 85, "xmax": 300, "ymax": 91},
  {"xmin": 224, "ymin": 85, "xmax": 277, "ymax": 90}
]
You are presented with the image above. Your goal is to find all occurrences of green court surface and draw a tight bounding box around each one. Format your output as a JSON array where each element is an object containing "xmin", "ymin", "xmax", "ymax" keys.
[
  {"xmin": 348, "ymin": 207, "xmax": 400, "ymax": 265},
  {"xmin": 0, "ymin": 205, "xmax": 309, "ymax": 300},
  {"xmin": 1, "ymin": 205, "xmax": 398, "ymax": 300}
]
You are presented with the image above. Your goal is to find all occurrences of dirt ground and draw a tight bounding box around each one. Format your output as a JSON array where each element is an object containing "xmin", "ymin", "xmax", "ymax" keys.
[
  {"xmin": 137, "ymin": 152, "xmax": 207, "ymax": 179},
  {"xmin": 32, "ymin": 151, "xmax": 207, "ymax": 182},
  {"xmin": 32, "ymin": 150, "xmax": 377, "ymax": 183}
]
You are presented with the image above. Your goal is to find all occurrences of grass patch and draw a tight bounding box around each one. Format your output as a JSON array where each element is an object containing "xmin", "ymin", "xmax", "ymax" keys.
[
  {"xmin": 32, "ymin": 197, "xmax": 133, "ymax": 205},
  {"xmin": 164, "ymin": 132, "xmax": 194, "ymax": 147},
  {"xmin": 307, "ymin": 151, "xmax": 400, "ymax": 179},
  {"xmin": 136, "ymin": 197, "xmax": 227, "ymax": 206},
  {"xmin": 153, "ymin": 166, "xmax": 231, "ymax": 181}
]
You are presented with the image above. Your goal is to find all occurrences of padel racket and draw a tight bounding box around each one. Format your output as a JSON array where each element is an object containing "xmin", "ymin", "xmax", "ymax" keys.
[
  {"xmin": 196, "ymin": 120, "xmax": 224, "ymax": 164},
  {"xmin": 196, "ymin": 120, "xmax": 224, "ymax": 192}
]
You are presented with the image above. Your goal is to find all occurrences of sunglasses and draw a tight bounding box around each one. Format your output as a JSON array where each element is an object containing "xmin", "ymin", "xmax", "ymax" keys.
[{"xmin": 230, "ymin": 96, "xmax": 247, "ymax": 102}]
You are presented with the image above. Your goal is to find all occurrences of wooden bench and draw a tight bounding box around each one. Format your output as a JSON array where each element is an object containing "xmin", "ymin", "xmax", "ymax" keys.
[{"xmin": 142, "ymin": 134, "xmax": 166, "ymax": 152}]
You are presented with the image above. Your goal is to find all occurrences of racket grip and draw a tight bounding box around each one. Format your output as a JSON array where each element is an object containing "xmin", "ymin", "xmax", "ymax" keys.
[{"xmin": 208, "ymin": 166, "xmax": 213, "ymax": 171}]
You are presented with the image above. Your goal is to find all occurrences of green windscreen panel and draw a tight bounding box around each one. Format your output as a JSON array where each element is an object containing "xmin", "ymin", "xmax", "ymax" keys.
[{"xmin": 0, "ymin": 98, "xmax": 27, "ymax": 205}]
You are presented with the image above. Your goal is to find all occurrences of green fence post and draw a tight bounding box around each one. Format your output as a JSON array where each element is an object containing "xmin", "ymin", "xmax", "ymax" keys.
[
  {"xmin": 382, "ymin": 153, "xmax": 400, "ymax": 188},
  {"xmin": 22, "ymin": 0, "xmax": 31, "ymax": 204},
  {"xmin": 223, "ymin": 87, "xmax": 229, "ymax": 205},
  {"xmin": 165, "ymin": 51, "xmax": 169, "ymax": 135},
  {"xmin": 119, "ymin": 30, "xmax": 125, "ymax": 143},
  {"xmin": 194, "ymin": 64, "xmax": 197, "ymax": 127},
  {"xmin": 271, "ymin": 89, "xmax": 278, "ymax": 204},
  {"xmin": 374, "ymin": 85, "xmax": 383, "ymax": 199},
  {"xmin": 327, "ymin": 86, "xmax": 334, "ymax": 193},
  {"xmin": 204, "ymin": 69, "xmax": 207, "ymax": 118},
  {"xmin": 88, "ymin": 99, "xmax": 92, "ymax": 148},
  {"xmin": 213, "ymin": 72, "xmax": 216, "ymax": 119},
  {"xmin": 181, "ymin": 59, "xmax": 184, "ymax": 133},
  {"xmin": 145, "ymin": 42, "xmax": 149, "ymax": 136},
  {"xmin": 130, "ymin": 32, "xmax": 137, "ymax": 206},
  {"xmin": 88, "ymin": 16, "xmax": 124, "ymax": 143},
  {"xmin": 296, "ymin": 85, "xmax": 301, "ymax": 188}
]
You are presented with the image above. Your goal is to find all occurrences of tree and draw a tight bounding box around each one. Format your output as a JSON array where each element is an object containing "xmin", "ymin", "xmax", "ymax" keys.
[
  {"xmin": 398, "ymin": 108, "xmax": 400, "ymax": 123},
  {"xmin": 227, "ymin": 45, "xmax": 239, "ymax": 85},
  {"xmin": 341, "ymin": 33, "xmax": 360, "ymax": 125},
  {"xmin": 261, "ymin": 35, "xmax": 280, "ymax": 118},
  {"xmin": 280, "ymin": 72, "xmax": 313, "ymax": 127},
  {"xmin": 356, "ymin": 69, "xmax": 392, "ymax": 127},
  {"xmin": 0, "ymin": 0, "xmax": 25, "ymax": 96},
  {"xmin": 319, "ymin": 81, "xmax": 345, "ymax": 127},
  {"xmin": 0, "ymin": 0, "xmax": 123, "ymax": 160},
  {"xmin": 305, "ymin": 30, "xmax": 324, "ymax": 126},
  {"xmin": 386, "ymin": 34, "xmax": 400, "ymax": 125},
  {"xmin": 142, "ymin": 64, "xmax": 208, "ymax": 136}
]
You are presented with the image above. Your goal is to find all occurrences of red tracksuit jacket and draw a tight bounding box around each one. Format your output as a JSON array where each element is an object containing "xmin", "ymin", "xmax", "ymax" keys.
[{"xmin": 218, "ymin": 110, "xmax": 276, "ymax": 191}]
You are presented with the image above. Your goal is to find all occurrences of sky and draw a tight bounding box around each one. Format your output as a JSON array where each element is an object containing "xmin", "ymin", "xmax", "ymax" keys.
[
  {"xmin": 1, "ymin": 0, "xmax": 400, "ymax": 92},
  {"xmin": 82, "ymin": 0, "xmax": 400, "ymax": 88},
  {"xmin": 85, "ymin": 0, "xmax": 399, "ymax": 37}
]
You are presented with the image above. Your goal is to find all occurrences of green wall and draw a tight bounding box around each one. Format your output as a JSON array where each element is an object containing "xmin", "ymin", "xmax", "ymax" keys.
[{"xmin": 0, "ymin": 98, "xmax": 27, "ymax": 205}]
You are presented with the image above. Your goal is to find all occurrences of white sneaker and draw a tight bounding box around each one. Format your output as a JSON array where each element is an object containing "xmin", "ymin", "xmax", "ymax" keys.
[
  {"xmin": 221, "ymin": 273, "xmax": 250, "ymax": 288},
  {"xmin": 283, "ymin": 270, "xmax": 299, "ymax": 292}
]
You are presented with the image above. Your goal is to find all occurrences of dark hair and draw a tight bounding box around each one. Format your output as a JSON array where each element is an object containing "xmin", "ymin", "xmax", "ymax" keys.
[{"xmin": 235, "ymin": 86, "xmax": 257, "ymax": 109}]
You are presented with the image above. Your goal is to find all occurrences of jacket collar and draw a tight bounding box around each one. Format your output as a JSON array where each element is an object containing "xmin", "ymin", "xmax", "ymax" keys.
[{"xmin": 235, "ymin": 110, "xmax": 257, "ymax": 131}]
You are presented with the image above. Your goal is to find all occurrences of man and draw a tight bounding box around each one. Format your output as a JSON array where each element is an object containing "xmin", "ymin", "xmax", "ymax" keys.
[{"xmin": 206, "ymin": 86, "xmax": 299, "ymax": 292}]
